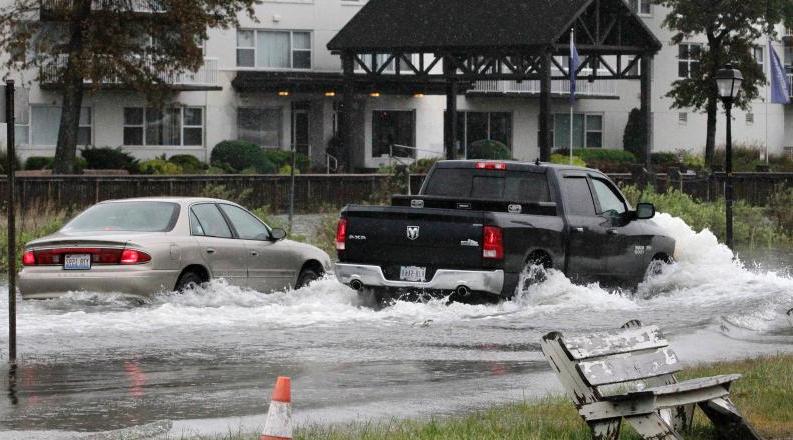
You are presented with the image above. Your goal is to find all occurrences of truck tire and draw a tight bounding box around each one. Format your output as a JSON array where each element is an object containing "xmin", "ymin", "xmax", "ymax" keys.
[{"xmin": 357, "ymin": 287, "xmax": 385, "ymax": 308}]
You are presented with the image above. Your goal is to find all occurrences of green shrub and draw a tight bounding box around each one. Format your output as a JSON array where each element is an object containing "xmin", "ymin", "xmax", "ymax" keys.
[
  {"xmin": 81, "ymin": 147, "xmax": 139, "ymax": 172},
  {"xmin": 767, "ymin": 185, "xmax": 793, "ymax": 235},
  {"xmin": 409, "ymin": 158, "xmax": 439, "ymax": 174},
  {"xmin": 210, "ymin": 140, "xmax": 275, "ymax": 174},
  {"xmin": 24, "ymin": 156, "xmax": 54, "ymax": 170},
  {"xmin": 0, "ymin": 150, "xmax": 22, "ymax": 174},
  {"xmin": 550, "ymin": 153, "xmax": 586, "ymax": 167},
  {"xmin": 262, "ymin": 149, "xmax": 310, "ymax": 173},
  {"xmin": 650, "ymin": 152, "xmax": 680, "ymax": 171},
  {"xmin": 467, "ymin": 140, "xmax": 511, "ymax": 160},
  {"xmin": 623, "ymin": 108, "xmax": 646, "ymax": 160},
  {"xmin": 139, "ymin": 159, "xmax": 183, "ymax": 175},
  {"xmin": 168, "ymin": 154, "xmax": 207, "ymax": 173},
  {"xmin": 621, "ymin": 184, "xmax": 790, "ymax": 248},
  {"xmin": 554, "ymin": 149, "xmax": 636, "ymax": 172}
]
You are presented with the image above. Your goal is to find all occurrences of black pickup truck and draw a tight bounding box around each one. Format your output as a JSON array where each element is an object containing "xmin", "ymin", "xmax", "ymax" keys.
[{"xmin": 334, "ymin": 160, "xmax": 675, "ymax": 300}]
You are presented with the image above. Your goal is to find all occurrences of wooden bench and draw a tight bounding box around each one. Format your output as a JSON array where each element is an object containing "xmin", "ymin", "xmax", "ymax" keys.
[{"xmin": 540, "ymin": 320, "xmax": 763, "ymax": 440}]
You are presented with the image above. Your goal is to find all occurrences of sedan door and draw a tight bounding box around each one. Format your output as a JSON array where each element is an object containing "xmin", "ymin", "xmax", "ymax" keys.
[
  {"xmin": 190, "ymin": 203, "xmax": 248, "ymax": 286},
  {"xmin": 218, "ymin": 204, "xmax": 298, "ymax": 293}
]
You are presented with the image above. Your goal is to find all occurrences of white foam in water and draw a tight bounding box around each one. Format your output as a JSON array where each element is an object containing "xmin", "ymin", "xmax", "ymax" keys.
[{"xmin": 0, "ymin": 211, "xmax": 791, "ymax": 355}]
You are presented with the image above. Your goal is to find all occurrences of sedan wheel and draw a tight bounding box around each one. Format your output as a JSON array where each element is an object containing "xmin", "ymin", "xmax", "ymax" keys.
[
  {"xmin": 296, "ymin": 268, "xmax": 321, "ymax": 289},
  {"xmin": 175, "ymin": 271, "xmax": 204, "ymax": 292}
]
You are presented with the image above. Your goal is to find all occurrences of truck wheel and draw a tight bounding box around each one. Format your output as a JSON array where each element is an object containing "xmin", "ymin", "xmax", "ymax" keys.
[
  {"xmin": 521, "ymin": 263, "xmax": 548, "ymax": 290},
  {"xmin": 646, "ymin": 255, "xmax": 673, "ymax": 278},
  {"xmin": 357, "ymin": 287, "xmax": 385, "ymax": 308}
]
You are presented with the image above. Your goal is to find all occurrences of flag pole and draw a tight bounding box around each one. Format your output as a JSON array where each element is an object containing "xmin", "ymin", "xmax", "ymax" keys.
[
  {"xmin": 765, "ymin": 37, "xmax": 770, "ymax": 165},
  {"xmin": 569, "ymin": 28, "xmax": 575, "ymax": 165}
]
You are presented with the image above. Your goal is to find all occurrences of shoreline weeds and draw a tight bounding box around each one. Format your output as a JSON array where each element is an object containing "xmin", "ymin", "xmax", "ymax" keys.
[{"xmin": 170, "ymin": 354, "xmax": 793, "ymax": 440}]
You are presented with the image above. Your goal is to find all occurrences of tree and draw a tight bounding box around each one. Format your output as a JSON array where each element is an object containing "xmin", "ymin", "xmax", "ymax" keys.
[
  {"xmin": 655, "ymin": 0, "xmax": 793, "ymax": 168},
  {"xmin": 0, "ymin": 0, "xmax": 258, "ymax": 173},
  {"xmin": 623, "ymin": 107, "xmax": 646, "ymax": 160}
]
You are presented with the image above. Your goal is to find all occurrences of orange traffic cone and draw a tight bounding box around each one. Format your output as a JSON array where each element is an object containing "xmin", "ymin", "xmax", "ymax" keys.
[{"xmin": 260, "ymin": 376, "xmax": 292, "ymax": 440}]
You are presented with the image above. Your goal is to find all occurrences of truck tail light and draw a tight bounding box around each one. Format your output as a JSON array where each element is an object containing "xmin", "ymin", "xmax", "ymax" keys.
[
  {"xmin": 336, "ymin": 218, "xmax": 348, "ymax": 251},
  {"xmin": 120, "ymin": 249, "xmax": 151, "ymax": 264},
  {"xmin": 482, "ymin": 226, "xmax": 504, "ymax": 260},
  {"xmin": 475, "ymin": 162, "xmax": 507, "ymax": 170}
]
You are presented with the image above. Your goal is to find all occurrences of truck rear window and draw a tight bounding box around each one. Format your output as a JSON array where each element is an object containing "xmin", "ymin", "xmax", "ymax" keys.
[{"xmin": 422, "ymin": 169, "xmax": 551, "ymax": 202}]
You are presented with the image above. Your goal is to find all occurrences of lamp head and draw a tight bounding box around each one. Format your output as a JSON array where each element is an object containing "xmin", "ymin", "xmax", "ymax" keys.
[{"xmin": 715, "ymin": 64, "xmax": 743, "ymax": 103}]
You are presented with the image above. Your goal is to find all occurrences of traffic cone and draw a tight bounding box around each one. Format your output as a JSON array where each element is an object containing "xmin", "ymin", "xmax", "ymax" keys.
[{"xmin": 260, "ymin": 376, "xmax": 292, "ymax": 440}]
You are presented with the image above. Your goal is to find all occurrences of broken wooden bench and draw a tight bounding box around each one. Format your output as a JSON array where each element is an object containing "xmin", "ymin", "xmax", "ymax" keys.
[{"xmin": 540, "ymin": 320, "xmax": 762, "ymax": 440}]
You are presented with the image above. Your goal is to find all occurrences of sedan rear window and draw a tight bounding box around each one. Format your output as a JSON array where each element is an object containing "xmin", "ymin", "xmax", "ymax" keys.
[{"xmin": 63, "ymin": 201, "xmax": 180, "ymax": 233}]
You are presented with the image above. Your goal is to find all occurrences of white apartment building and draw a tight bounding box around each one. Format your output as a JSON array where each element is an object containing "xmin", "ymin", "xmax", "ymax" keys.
[{"xmin": 3, "ymin": 0, "xmax": 792, "ymax": 169}]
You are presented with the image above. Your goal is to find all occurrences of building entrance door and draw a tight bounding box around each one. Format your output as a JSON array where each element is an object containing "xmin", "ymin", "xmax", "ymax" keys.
[{"xmin": 291, "ymin": 102, "xmax": 310, "ymax": 158}]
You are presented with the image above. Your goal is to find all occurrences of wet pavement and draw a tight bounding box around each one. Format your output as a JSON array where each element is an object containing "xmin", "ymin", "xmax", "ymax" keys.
[{"xmin": 0, "ymin": 213, "xmax": 792, "ymax": 438}]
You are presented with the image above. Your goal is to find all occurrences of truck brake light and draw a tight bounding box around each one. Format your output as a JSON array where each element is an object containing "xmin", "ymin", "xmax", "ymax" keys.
[
  {"xmin": 482, "ymin": 226, "xmax": 504, "ymax": 260},
  {"xmin": 475, "ymin": 162, "xmax": 507, "ymax": 170},
  {"xmin": 336, "ymin": 218, "xmax": 348, "ymax": 251}
]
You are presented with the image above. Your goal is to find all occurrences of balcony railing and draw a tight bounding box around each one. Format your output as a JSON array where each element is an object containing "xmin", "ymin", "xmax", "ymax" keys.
[
  {"xmin": 41, "ymin": 56, "xmax": 219, "ymax": 88},
  {"xmin": 41, "ymin": 0, "xmax": 165, "ymax": 14},
  {"xmin": 469, "ymin": 79, "xmax": 618, "ymax": 97}
]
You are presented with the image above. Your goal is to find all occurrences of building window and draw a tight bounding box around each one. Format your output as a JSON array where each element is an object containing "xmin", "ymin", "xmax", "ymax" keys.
[
  {"xmin": 753, "ymin": 46, "xmax": 764, "ymax": 73},
  {"xmin": 745, "ymin": 113, "xmax": 754, "ymax": 125},
  {"xmin": 372, "ymin": 110, "xmax": 415, "ymax": 158},
  {"xmin": 678, "ymin": 112, "xmax": 688, "ymax": 126},
  {"xmin": 550, "ymin": 113, "xmax": 603, "ymax": 149},
  {"xmin": 628, "ymin": 0, "xmax": 651, "ymax": 16},
  {"xmin": 13, "ymin": 89, "xmax": 30, "ymax": 146},
  {"xmin": 123, "ymin": 107, "xmax": 204, "ymax": 146},
  {"xmin": 236, "ymin": 29, "xmax": 311, "ymax": 69},
  {"xmin": 31, "ymin": 106, "xmax": 91, "ymax": 146},
  {"xmin": 453, "ymin": 111, "xmax": 512, "ymax": 158},
  {"xmin": 678, "ymin": 43, "xmax": 702, "ymax": 78},
  {"xmin": 238, "ymin": 107, "xmax": 282, "ymax": 147}
]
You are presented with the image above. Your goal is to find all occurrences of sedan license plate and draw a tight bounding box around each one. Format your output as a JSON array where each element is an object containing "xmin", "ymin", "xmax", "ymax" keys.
[
  {"xmin": 399, "ymin": 265, "xmax": 426, "ymax": 282},
  {"xmin": 64, "ymin": 254, "xmax": 91, "ymax": 270}
]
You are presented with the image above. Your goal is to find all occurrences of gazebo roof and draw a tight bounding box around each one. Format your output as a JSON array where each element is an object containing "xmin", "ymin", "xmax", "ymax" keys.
[{"xmin": 328, "ymin": 0, "xmax": 661, "ymax": 54}]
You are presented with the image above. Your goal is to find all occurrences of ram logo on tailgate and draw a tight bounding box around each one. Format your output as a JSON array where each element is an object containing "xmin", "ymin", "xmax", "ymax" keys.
[{"xmin": 406, "ymin": 226, "xmax": 420, "ymax": 240}]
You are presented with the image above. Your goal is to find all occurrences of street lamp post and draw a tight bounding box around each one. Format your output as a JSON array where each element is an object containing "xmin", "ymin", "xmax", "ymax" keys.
[{"xmin": 715, "ymin": 64, "xmax": 743, "ymax": 250}]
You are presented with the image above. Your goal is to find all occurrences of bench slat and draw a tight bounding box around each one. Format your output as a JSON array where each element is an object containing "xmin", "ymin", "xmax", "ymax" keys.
[
  {"xmin": 640, "ymin": 374, "xmax": 741, "ymax": 396},
  {"xmin": 596, "ymin": 374, "xmax": 677, "ymax": 398},
  {"xmin": 561, "ymin": 325, "xmax": 668, "ymax": 360},
  {"xmin": 577, "ymin": 347, "xmax": 681, "ymax": 386}
]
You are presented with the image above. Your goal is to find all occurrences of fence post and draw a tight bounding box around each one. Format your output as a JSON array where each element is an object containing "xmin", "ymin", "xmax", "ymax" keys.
[{"xmin": 5, "ymin": 79, "xmax": 17, "ymax": 364}]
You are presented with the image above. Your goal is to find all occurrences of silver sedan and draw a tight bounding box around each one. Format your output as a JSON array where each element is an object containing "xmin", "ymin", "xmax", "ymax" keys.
[{"xmin": 18, "ymin": 197, "xmax": 332, "ymax": 299}]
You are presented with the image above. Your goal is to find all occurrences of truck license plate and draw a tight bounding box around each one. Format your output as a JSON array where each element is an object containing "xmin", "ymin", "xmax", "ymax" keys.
[
  {"xmin": 64, "ymin": 254, "xmax": 91, "ymax": 270},
  {"xmin": 399, "ymin": 266, "xmax": 426, "ymax": 282}
]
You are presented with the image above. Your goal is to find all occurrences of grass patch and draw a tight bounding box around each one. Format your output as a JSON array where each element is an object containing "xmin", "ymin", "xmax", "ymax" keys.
[{"xmin": 180, "ymin": 354, "xmax": 793, "ymax": 440}]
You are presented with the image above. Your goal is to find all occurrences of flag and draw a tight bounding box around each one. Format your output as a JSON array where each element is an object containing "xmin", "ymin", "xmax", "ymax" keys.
[
  {"xmin": 769, "ymin": 40, "xmax": 790, "ymax": 104},
  {"xmin": 569, "ymin": 29, "xmax": 580, "ymax": 105}
]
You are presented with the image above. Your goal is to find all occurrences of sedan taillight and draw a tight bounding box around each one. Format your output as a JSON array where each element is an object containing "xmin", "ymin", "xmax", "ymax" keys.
[
  {"xmin": 120, "ymin": 249, "xmax": 151, "ymax": 264},
  {"xmin": 22, "ymin": 251, "xmax": 36, "ymax": 266}
]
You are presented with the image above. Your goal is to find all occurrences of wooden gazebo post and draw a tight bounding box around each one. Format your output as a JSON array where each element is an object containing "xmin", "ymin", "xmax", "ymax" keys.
[
  {"xmin": 341, "ymin": 52, "xmax": 355, "ymax": 171},
  {"xmin": 640, "ymin": 52, "xmax": 654, "ymax": 170},
  {"xmin": 539, "ymin": 50, "xmax": 553, "ymax": 162},
  {"xmin": 443, "ymin": 57, "xmax": 458, "ymax": 160}
]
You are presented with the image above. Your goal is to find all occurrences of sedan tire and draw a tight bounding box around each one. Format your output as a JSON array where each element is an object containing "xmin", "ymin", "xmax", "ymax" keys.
[
  {"xmin": 175, "ymin": 271, "xmax": 205, "ymax": 292},
  {"xmin": 296, "ymin": 268, "xmax": 321, "ymax": 289}
]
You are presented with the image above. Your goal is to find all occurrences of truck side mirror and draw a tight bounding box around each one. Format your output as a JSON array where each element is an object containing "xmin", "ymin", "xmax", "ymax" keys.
[{"xmin": 635, "ymin": 202, "xmax": 655, "ymax": 220}]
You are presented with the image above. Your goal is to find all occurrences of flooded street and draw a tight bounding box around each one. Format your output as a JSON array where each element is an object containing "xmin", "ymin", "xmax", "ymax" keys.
[{"xmin": 1, "ymin": 213, "xmax": 792, "ymax": 439}]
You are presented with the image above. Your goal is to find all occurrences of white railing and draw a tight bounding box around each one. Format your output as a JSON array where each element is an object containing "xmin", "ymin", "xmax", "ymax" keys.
[
  {"xmin": 785, "ymin": 28, "xmax": 793, "ymax": 38},
  {"xmin": 469, "ymin": 79, "xmax": 618, "ymax": 97},
  {"xmin": 42, "ymin": 56, "xmax": 219, "ymax": 87},
  {"xmin": 42, "ymin": 0, "xmax": 165, "ymax": 13}
]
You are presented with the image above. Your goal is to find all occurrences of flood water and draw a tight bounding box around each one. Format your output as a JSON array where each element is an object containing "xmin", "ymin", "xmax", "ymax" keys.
[{"xmin": 0, "ymin": 213, "xmax": 792, "ymax": 439}]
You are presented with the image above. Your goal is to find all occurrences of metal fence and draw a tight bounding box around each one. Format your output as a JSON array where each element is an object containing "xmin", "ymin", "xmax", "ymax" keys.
[
  {"xmin": 1, "ymin": 172, "xmax": 792, "ymax": 215},
  {"xmin": 0, "ymin": 174, "xmax": 392, "ymax": 214}
]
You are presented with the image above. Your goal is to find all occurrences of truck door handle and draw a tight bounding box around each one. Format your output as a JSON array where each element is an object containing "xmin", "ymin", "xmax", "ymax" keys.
[
  {"xmin": 206, "ymin": 248, "xmax": 216, "ymax": 254},
  {"xmin": 607, "ymin": 228, "xmax": 619, "ymax": 235},
  {"xmin": 573, "ymin": 227, "xmax": 585, "ymax": 233}
]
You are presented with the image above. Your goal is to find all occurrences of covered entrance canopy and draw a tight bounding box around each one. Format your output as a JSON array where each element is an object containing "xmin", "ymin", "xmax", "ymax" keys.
[{"xmin": 328, "ymin": 0, "xmax": 662, "ymax": 168}]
